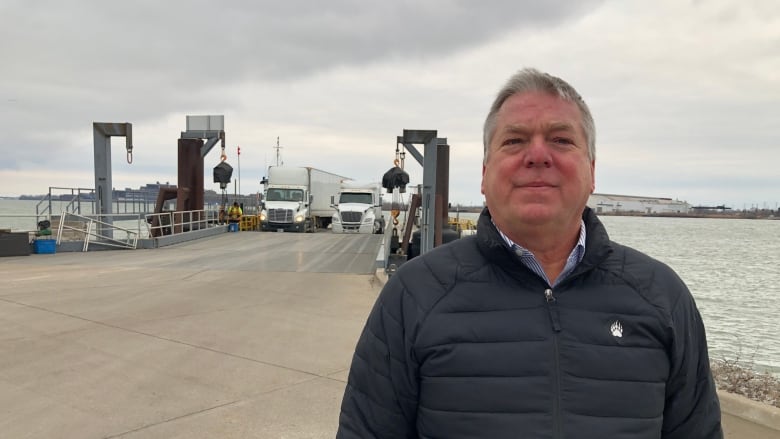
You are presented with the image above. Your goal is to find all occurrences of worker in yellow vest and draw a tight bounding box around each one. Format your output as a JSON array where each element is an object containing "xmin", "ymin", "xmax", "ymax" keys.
[{"xmin": 227, "ymin": 202, "xmax": 242, "ymax": 224}]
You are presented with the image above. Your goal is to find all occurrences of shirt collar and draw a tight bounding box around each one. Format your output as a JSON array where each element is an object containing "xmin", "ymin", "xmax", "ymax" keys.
[{"xmin": 493, "ymin": 219, "xmax": 587, "ymax": 274}]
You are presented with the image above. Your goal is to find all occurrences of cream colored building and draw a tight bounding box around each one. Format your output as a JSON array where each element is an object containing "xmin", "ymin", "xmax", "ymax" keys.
[{"xmin": 588, "ymin": 193, "xmax": 690, "ymax": 214}]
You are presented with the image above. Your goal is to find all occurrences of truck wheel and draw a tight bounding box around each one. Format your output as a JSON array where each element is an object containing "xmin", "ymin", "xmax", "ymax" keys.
[{"xmin": 373, "ymin": 220, "xmax": 383, "ymax": 234}]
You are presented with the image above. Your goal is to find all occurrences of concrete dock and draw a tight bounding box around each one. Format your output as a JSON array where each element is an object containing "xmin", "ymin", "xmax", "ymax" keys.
[{"xmin": 1, "ymin": 231, "xmax": 778, "ymax": 438}]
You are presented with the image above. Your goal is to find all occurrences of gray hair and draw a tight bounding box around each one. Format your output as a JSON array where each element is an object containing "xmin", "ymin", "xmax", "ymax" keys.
[{"xmin": 483, "ymin": 68, "xmax": 596, "ymax": 163}]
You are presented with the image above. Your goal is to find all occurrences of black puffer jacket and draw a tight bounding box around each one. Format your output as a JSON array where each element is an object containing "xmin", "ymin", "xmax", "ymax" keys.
[{"xmin": 338, "ymin": 208, "xmax": 722, "ymax": 439}]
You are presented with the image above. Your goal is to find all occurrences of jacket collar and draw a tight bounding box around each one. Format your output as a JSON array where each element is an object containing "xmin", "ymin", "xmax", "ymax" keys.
[{"xmin": 476, "ymin": 207, "xmax": 613, "ymax": 279}]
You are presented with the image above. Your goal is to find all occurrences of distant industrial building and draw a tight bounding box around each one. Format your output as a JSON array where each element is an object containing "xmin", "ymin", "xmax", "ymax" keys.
[{"xmin": 588, "ymin": 193, "xmax": 690, "ymax": 215}]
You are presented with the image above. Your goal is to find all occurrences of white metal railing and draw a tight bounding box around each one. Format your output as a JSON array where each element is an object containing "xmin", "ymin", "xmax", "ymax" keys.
[
  {"xmin": 144, "ymin": 209, "xmax": 215, "ymax": 238},
  {"xmin": 56, "ymin": 211, "xmax": 139, "ymax": 251},
  {"xmin": 37, "ymin": 187, "xmax": 96, "ymax": 219}
]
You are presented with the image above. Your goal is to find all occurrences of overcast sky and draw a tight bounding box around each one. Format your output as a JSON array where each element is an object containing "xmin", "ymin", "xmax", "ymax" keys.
[{"xmin": 1, "ymin": 0, "xmax": 777, "ymax": 209}]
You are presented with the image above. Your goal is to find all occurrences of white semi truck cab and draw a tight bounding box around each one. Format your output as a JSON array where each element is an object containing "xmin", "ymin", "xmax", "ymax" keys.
[{"xmin": 331, "ymin": 181, "xmax": 385, "ymax": 234}]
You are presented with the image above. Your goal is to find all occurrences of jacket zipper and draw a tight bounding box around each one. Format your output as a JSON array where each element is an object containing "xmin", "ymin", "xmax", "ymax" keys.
[
  {"xmin": 545, "ymin": 288, "xmax": 562, "ymax": 439},
  {"xmin": 544, "ymin": 288, "xmax": 561, "ymax": 331}
]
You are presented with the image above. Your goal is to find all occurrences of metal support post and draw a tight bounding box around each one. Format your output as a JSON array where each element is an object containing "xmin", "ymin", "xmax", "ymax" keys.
[
  {"xmin": 421, "ymin": 136, "xmax": 438, "ymax": 255},
  {"xmin": 93, "ymin": 122, "xmax": 133, "ymax": 239},
  {"xmin": 398, "ymin": 130, "xmax": 450, "ymax": 256}
]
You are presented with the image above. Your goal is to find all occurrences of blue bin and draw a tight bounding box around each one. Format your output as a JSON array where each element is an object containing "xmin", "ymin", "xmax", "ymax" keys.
[
  {"xmin": 228, "ymin": 223, "xmax": 239, "ymax": 232},
  {"xmin": 34, "ymin": 239, "xmax": 56, "ymax": 254}
]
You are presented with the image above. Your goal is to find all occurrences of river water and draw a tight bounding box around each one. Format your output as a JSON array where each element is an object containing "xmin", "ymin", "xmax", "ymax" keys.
[{"xmin": 3, "ymin": 200, "xmax": 779, "ymax": 372}]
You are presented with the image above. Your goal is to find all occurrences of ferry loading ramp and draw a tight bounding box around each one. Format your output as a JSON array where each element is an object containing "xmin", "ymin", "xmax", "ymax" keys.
[
  {"xmin": 0, "ymin": 231, "xmax": 777, "ymax": 438},
  {"xmin": 0, "ymin": 231, "xmax": 383, "ymax": 438}
]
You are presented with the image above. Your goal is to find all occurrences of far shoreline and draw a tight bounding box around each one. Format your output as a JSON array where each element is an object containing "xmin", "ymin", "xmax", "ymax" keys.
[
  {"xmin": 595, "ymin": 211, "xmax": 780, "ymax": 220},
  {"xmin": 4, "ymin": 196, "xmax": 778, "ymax": 220}
]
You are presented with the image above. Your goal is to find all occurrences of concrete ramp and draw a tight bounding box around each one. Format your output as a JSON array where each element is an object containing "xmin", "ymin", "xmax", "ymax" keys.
[
  {"xmin": 133, "ymin": 231, "xmax": 383, "ymax": 274},
  {"xmin": 5, "ymin": 232, "xmax": 775, "ymax": 438},
  {"xmin": 0, "ymin": 232, "xmax": 383, "ymax": 438}
]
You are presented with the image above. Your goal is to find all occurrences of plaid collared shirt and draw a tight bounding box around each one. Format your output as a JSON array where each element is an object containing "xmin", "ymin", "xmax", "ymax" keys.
[{"xmin": 494, "ymin": 220, "xmax": 587, "ymax": 288}]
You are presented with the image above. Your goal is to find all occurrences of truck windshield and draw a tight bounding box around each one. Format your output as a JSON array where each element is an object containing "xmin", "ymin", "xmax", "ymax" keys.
[
  {"xmin": 339, "ymin": 193, "xmax": 373, "ymax": 204},
  {"xmin": 267, "ymin": 189, "xmax": 304, "ymax": 202}
]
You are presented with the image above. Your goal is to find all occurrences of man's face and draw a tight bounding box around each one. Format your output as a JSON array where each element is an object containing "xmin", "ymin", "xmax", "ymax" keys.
[{"xmin": 481, "ymin": 91, "xmax": 595, "ymax": 232}]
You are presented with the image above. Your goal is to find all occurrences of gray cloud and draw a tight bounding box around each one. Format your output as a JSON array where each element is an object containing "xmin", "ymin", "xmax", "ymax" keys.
[
  {"xmin": 0, "ymin": 0, "xmax": 602, "ymax": 172},
  {"xmin": 3, "ymin": 1, "xmax": 601, "ymax": 84},
  {"xmin": 1, "ymin": 0, "xmax": 777, "ymax": 210}
]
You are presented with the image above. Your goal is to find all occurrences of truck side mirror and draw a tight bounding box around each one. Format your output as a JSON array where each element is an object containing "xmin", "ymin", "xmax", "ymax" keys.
[{"xmin": 330, "ymin": 195, "xmax": 336, "ymax": 208}]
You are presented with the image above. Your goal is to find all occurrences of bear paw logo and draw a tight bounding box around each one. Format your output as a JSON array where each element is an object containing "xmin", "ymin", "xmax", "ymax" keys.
[{"xmin": 610, "ymin": 321, "xmax": 623, "ymax": 338}]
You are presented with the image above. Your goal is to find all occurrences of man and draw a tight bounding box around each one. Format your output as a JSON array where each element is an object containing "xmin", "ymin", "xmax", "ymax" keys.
[
  {"xmin": 227, "ymin": 201, "xmax": 242, "ymax": 224},
  {"xmin": 337, "ymin": 68, "xmax": 722, "ymax": 438}
]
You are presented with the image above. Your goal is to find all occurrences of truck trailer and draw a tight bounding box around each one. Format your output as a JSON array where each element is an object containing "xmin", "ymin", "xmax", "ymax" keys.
[
  {"xmin": 260, "ymin": 166, "xmax": 349, "ymax": 232},
  {"xmin": 330, "ymin": 181, "xmax": 385, "ymax": 234}
]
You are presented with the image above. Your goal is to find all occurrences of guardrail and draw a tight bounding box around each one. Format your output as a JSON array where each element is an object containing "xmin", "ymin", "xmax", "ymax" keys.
[
  {"xmin": 56, "ymin": 212, "xmax": 140, "ymax": 251},
  {"xmin": 2, "ymin": 206, "xmax": 228, "ymax": 252},
  {"xmin": 240, "ymin": 215, "xmax": 260, "ymax": 231},
  {"xmin": 144, "ymin": 209, "xmax": 216, "ymax": 238},
  {"xmin": 37, "ymin": 187, "xmax": 96, "ymax": 220}
]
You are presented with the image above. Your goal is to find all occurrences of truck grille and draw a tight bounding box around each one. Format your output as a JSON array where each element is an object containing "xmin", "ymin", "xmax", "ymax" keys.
[
  {"xmin": 268, "ymin": 208, "xmax": 293, "ymax": 223},
  {"xmin": 340, "ymin": 211, "xmax": 362, "ymax": 223}
]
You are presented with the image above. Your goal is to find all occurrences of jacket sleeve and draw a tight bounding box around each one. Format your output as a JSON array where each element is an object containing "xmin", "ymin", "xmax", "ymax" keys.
[
  {"xmin": 661, "ymin": 280, "xmax": 723, "ymax": 439},
  {"xmin": 337, "ymin": 274, "xmax": 420, "ymax": 438}
]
